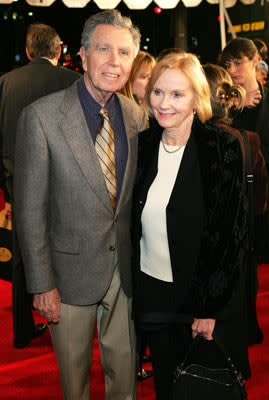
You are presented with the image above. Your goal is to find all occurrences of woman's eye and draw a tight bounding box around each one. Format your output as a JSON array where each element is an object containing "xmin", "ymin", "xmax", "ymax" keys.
[
  {"xmin": 153, "ymin": 89, "xmax": 161, "ymax": 95},
  {"xmin": 173, "ymin": 92, "xmax": 182, "ymax": 97}
]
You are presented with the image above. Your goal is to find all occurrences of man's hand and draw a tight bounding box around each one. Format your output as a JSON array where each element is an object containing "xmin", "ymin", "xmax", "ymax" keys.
[
  {"xmin": 33, "ymin": 288, "xmax": 61, "ymax": 324},
  {"xmin": 192, "ymin": 318, "xmax": 216, "ymax": 340},
  {"xmin": 4, "ymin": 202, "xmax": 11, "ymax": 217}
]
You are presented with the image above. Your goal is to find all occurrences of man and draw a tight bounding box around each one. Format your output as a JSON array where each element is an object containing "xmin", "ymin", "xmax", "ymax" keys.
[
  {"xmin": 220, "ymin": 38, "xmax": 269, "ymax": 166},
  {"xmin": 0, "ymin": 23, "xmax": 80, "ymax": 348},
  {"xmin": 220, "ymin": 37, "xmax": 268, "ymax": 343},
  {"xmin": 14, "ymin": 10, "xmax": 147, "ymax": 400}
]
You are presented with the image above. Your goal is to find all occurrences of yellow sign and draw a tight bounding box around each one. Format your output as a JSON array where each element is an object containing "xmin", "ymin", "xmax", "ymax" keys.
[{"xmin": 228, "ymin": 21, "xmax": 265, "ymax": 33}]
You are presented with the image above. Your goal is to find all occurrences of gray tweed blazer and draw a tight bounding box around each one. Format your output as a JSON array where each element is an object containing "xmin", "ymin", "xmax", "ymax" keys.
[{"xmin": 14, "ymin": 81, "xmax": 147, "ymax": 305}]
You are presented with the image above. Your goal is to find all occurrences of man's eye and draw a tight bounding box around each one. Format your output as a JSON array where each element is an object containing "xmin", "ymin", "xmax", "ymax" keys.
[{"xmin": 100, "ymin": 47, "xmax": 108, "ymax": 52}]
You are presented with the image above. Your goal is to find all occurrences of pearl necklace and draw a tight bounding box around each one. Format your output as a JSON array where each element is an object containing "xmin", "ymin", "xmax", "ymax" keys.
[{"xmin": 161, "ymin": 139, "xmax": 185, "ymax": 154}]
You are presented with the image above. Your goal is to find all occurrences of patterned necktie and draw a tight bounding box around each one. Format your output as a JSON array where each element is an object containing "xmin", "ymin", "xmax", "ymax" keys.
[{"xmin": 95, "ymin": 108, "xmax": 117, "ymax": 211}]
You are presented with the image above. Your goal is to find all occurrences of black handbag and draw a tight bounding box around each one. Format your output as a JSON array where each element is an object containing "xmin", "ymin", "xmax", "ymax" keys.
[{"xmin": 171, "ymin": 335, "xmax": 247, "ymax": 400}]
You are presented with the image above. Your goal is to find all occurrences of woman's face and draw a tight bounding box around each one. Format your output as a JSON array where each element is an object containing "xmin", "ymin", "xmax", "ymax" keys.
[
  {"xmin": 132, "ymin": 62, "xmax": 153, "ymax": 102},
  {"xmin": 223, "ymin": 56, "xmax": 258, "ymax": 87},
  {"xmin": 150, "ymin": 68, "xmax": 196, "ymax": 131}
]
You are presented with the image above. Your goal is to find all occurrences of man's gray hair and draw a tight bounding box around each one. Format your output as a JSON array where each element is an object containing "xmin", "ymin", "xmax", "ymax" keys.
[{"xmin": 81, "ymin": 10, "xmax": 141, "ymax": 59}]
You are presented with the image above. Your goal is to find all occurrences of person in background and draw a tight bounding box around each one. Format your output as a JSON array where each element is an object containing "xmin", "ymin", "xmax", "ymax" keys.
[
  {"xmin": 120, "ymin": 50, "xmax": 155, "ymax": 106},
  {"xmin": 156, "ymin": 47, "xmax": 184, "ymax": 62},
  {"xmin": 14, "ymin": 10, "xmax": 147, "ymax": 400},
  {"xmin": 204, "ymin": 63, "xmax": 267, "ymax": 345},
  {"xmin": 0, "ymin": 23, "xmax": 80, "ymax": 349},
  {"xmin": 253, "ymin": 38, "xmax": 268, "ymax": 62},
  {"xmin": 220, "ymin": 37, "xmax": 269, "ymax": 262},
  {"xmin": 253, "ymin": 39, "xmax": 269, "ymax": 87},
  {"xmin": 220, "ymin": 38, "xmax": 268, "ymax": 164},
  {"xmin": 256, "ymin": 60, "xmax": 268, "ymax": 87},
  {"xmin": 132, "ymin": 52, "xmax": 250, "ymax": 399},
  {"xmin": 120, "ymin": 50, "xmax": 156, "ymax": 381}
]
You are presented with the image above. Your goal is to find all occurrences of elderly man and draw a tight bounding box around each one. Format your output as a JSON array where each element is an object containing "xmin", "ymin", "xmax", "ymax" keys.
[
  {"xmin": 14, "ymin": 10, "xmax": 147, "ymax": 400},
  {"xmin": 0, "ymin": 23, "xmax": 80, "ymax": 349}
]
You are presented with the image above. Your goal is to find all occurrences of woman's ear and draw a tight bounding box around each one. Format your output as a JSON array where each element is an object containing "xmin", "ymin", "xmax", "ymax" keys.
[{"xmin": 252, "ymin": 54, "xmax": 260, "ymax": 69}]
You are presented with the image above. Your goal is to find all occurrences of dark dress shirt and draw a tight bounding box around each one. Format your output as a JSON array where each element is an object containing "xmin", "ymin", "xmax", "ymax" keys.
[{"xmin": 77, "ymin": 79, "xmax": 128, "ymax": 204}]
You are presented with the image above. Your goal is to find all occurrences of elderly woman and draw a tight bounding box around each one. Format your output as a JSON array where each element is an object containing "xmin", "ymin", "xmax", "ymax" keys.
[{"xmin": 132, "ymin": 53, "xmax": 250, "ymax": 399}]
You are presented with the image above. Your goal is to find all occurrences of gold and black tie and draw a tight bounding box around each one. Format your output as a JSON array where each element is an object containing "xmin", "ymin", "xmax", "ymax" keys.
[{"xmin": 95, "ymin": 108, "xmax": 117, "ymax": 211}]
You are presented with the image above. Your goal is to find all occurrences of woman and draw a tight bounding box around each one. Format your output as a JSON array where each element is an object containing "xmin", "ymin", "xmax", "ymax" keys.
[
  {"xmin": 120, "ymin": 50, "xmax": 155, "ymax": 105},
  {"xmin": 132, "ymin": 53, "xmax": 250, "ymax": 399},
  {"xmin": 203, "ymin": 63, "xmax": 267, "ymax": 218},
  {"xmin": 204, "ymin": 63, "xmax": 267, "ymax": 345}
]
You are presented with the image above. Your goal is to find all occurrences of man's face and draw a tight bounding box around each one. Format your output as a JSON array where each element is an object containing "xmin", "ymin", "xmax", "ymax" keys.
[
  {"xmin": 80, "ymin": 24, "xmax": 134, "ymax": 105},
  {"xmin": 223, "ymin": 55, "xmax": 258, "ymax": 87}
]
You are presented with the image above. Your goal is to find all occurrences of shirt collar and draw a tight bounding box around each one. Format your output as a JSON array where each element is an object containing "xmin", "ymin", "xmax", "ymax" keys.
[{"xmin": 77, "ymin": 78, "xmax": 116, "ymax": 119}]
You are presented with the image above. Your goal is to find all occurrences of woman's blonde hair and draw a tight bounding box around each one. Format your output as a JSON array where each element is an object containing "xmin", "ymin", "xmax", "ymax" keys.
[
  {"xmin": 120, "ymin": 50, "xmax": 156, "ymax": 101},
  {"xmin": 144, "ymin": 52, "xmax": 212, "ymax": 123},
  {"xmin": 203, "ymin": 63, "xmax": 246, "ymax": 124}
]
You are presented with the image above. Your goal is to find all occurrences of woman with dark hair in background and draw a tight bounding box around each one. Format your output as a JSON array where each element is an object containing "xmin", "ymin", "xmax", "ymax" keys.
[
  {"xmin": 204, "ymin": 63, "xmax": 267, "ymax": 345},
  {"xmin": 220, "ymin": 37, "xmax": 269, "ymax": 263},
  {"xmin": 132, "ymin": 52, "xmax": 250, "ymax": 399}
]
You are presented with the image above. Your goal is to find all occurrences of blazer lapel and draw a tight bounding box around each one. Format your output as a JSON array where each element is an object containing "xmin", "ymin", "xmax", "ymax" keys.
[
  {"xmin": 59, "ymin": 82, "xmax": 113, "ymax": 213},
  {"xmin": 115, "ymin": 94, "xmax": 142, "ymax": 213}
]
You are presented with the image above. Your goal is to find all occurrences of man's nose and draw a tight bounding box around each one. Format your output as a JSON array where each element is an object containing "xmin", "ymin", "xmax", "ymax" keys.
[{"xmin": 109, "ymin": 50, "xmax": 120, "ymax": 65}]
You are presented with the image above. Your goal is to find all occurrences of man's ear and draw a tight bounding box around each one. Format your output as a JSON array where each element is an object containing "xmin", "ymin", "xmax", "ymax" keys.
[
  {"xmin": 56, "ymin": 45, "xmax": 61, "ymax": 61},
  {"xmin": 80, "ymin": 46, "xmax": 87, "ymax": 72},
  {"xmin": 26, "ymin": 47, "xmax": 32, "ymax": 61}
]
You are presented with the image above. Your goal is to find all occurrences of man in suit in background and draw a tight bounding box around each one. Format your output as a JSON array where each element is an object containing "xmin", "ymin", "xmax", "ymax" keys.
[
  {"xmin": 14, "ymin": 10, "xmax": 147, "ymax": 400},
  {"xmin": 0, "ymin": 23, "xmax": 80, "ymax": 348}
]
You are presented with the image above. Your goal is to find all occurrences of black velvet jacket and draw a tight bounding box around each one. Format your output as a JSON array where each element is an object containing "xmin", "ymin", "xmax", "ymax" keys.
[{"xmin": 132, "ymin": 116, "xmax": 247, "ymax": 319}]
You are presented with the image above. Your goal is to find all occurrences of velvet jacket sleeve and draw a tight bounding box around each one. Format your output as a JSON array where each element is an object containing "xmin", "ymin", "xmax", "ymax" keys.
[{"xmin": 183, "ymin": 122, "xmax": 247, "ymax": 319}]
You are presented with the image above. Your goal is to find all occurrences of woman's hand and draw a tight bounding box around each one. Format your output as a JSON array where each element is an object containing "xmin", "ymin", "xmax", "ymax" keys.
[
  {"xmin": 245, "ymin": 89, "xmax": 262, "ymax": 108},
  {"xmin": 191, "ymin": 318, "xmax": 216, "ymax": 340}
]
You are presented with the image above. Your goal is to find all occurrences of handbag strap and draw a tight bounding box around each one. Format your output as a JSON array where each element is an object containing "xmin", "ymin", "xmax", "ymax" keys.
[
  {"xmin": 178, "ymin": 335, "xmax": 246, "ymax": 393},
  {"xmin": 213, "ymin": 335, "xmax": 246, "ymax": 390},
  {"xmin": 239, "ymin": 128, "xmax": 254, "ymax": 250}
]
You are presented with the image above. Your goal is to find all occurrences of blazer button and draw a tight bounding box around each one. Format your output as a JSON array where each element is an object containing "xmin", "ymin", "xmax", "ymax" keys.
[
  {"xmin": 109, "ymin": 245, "xmax": 116, "ymax": 252},
  {"xmin": 139, "ymin": 200, "xmax": 143, "ymax": 205}
]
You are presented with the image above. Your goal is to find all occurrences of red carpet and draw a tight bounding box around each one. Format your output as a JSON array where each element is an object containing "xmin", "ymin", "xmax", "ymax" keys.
[{"xmin": 0, "ymin": 265, "xmax": 268, "ymax": 399}]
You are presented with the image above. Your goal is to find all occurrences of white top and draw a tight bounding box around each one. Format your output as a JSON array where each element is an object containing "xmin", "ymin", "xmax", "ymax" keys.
[{"xmin": 140, "ymin": 141, "xmax": 186, "ymax": 282}]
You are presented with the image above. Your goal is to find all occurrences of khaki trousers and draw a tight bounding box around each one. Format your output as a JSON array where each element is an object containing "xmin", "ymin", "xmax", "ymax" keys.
[{"xmin": 49, "ymin": 268, "xmax": 136, "ymax": 400}]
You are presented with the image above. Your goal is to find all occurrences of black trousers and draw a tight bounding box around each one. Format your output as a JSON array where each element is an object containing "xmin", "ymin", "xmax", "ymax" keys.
[
  {"xmin": 12, "ymin": 225, "xmax": 35, "ymax": 347},
  {"xmin": 142, "ymin": 324, "xmax": 192, "ymax": 400}
]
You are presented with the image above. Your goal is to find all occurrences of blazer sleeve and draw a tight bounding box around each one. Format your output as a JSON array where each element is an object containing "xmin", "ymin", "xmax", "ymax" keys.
[{"xmin": 14, "ymin": 105, "xmax": 56, "ymax": 294}]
